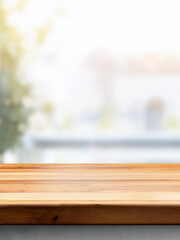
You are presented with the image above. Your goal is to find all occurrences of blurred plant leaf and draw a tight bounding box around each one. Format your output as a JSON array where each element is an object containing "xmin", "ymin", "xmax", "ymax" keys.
[
  {"xmin": 15, "ymin": 0, "xmax": 27, "ymax": 11},
  {"xmin": 36, "ymin": 21, "xmax": 52, "ymax": 45}
]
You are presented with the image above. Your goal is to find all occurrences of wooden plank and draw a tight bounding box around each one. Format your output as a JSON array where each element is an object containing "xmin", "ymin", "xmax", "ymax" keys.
[{"xmin": 0, "ymin": 164, "xmax": 180, "ymax": 224}]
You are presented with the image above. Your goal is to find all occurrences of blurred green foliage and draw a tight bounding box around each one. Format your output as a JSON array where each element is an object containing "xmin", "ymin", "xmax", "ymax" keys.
[{"xmin": 0, "ymin": 0, "xmax": 31, "ymax": 154}]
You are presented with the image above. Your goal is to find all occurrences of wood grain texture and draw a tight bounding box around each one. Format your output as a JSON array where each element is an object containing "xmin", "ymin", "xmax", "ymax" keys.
[{"xmin": 1, "ymin": 164, "xmax": 180, "ymax": 224}]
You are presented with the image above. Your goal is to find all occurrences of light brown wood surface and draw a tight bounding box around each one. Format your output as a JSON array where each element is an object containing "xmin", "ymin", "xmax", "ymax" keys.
[{"xmin": 1, "ymin": 164, "xmax": 180, "ymax": 224}]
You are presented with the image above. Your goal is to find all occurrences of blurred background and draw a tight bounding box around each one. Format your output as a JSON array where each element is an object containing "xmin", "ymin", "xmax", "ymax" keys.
[{"xmin": 1, "ymin": 0, "xmax": 180, "ymax": 163}]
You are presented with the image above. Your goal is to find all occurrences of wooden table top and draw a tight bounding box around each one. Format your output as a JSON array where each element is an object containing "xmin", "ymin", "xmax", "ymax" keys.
[{"xmin": 1, "ymin": 163, "xmax": 180, "ymax": 224}]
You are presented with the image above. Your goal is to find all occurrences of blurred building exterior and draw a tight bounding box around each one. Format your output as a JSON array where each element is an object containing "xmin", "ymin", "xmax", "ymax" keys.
[{"xmin": 1, "ymin": 0, "xmax": 180, "ymax": 163}]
